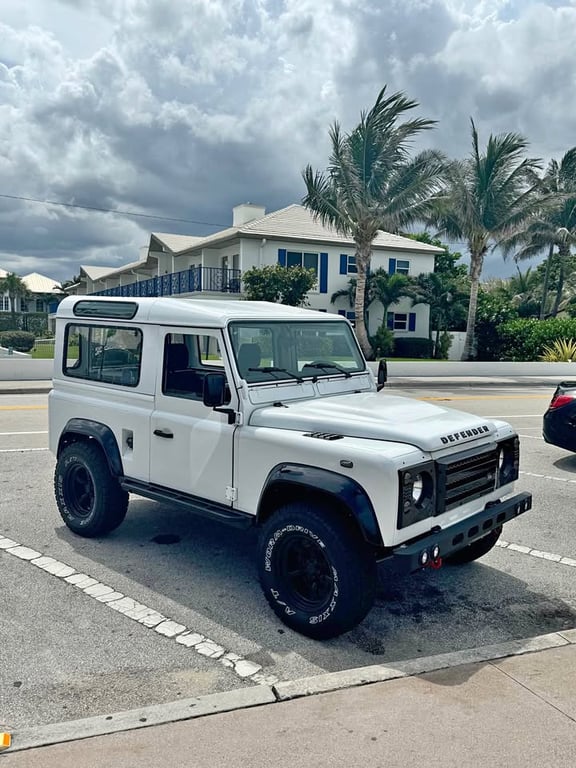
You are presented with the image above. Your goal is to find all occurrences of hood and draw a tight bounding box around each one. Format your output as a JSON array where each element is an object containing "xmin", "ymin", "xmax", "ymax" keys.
[{"xmin": 250, "ymin": 392, "xmax": 497, "ymax": 453}]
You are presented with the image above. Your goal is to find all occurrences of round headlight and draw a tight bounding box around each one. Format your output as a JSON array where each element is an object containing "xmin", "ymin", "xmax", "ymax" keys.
[{"xmin": 411, "ymin": 473, "xmax": 424, "ymax": 504}]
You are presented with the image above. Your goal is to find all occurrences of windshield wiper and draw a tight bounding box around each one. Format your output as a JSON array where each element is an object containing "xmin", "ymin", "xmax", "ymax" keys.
[
  {"xmin": 303, "ymin": 362, "xmax": 352, "ymax": 378},
  {"xmin": 248, "ymin": 366, "xmax": 304, "ymax": 383}
]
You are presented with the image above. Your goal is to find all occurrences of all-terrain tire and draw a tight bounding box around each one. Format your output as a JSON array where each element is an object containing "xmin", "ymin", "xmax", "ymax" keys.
[
  {"xmin": 54, "ymin": 442, "xmax": 129, "ymax": 537},
  {"xmin": 257, "ymin": 502, "xmax": 376, "ymax": 639},
  {"xmin": 444, "ymin": 526, "xmax": 502, "ymax": 565}
]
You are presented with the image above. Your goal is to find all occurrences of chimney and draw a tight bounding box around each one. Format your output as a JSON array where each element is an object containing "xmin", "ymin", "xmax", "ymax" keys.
[{"xmin": 233, "ymin": 203, "xmax": 266, "ymax": 227}]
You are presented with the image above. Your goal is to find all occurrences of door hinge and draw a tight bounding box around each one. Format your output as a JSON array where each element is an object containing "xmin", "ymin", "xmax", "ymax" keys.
[{"xmin": 225, "ymin": 486, "xmax": 238, "ymax": 502}]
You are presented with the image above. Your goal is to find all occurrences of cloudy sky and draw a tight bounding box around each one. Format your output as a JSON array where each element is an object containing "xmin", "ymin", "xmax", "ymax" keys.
[{"xmin": 1, "ymin": 0, "xmax": 575, "ymax": 283}]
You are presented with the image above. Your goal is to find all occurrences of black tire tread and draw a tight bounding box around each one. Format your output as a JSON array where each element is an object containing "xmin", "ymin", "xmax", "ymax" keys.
[
  {"xmin": 54, "ymin": 441, "xmax": 128, "ymax": 538},
  {"xmin": 258, "ymin": 502, "xmax": 376, "ymax": 639}
]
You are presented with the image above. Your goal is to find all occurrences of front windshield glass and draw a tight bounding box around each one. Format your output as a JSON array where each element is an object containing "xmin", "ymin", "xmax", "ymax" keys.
[{"xmin": 229, "ymin": 320, "xmax": 366, "ymax": 383}]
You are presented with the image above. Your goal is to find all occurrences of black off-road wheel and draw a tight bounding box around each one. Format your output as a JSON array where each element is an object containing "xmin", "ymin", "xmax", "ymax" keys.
[
  {"xmin": 54, "ymin": 442, "xmax": 129, "ymax": 537},
  {"xmin": 445, "ymin": 526, "xmax": 502, "ymax": 565},
  {"xmin": 257, "ymin": 502, "xmax": 376, "ymax": 640}
]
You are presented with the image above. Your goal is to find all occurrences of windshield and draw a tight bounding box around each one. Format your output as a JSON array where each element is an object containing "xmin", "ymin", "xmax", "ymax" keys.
[{"xmin": 229, "ymin": 320, "xmax": 366, "ymax": 383}]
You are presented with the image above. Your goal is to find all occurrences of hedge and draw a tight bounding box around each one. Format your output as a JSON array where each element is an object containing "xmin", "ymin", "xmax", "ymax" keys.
[
  {"xmin": 390, "ymin": 337, "xmax": 433, "ymax": 359},
  {"xmin": 0, "ymin": 330, "xmax": 36, "ymax": 352},
  {"xmin": 497, "ymin": 317, "xmax": 576, "ymax": 361}
]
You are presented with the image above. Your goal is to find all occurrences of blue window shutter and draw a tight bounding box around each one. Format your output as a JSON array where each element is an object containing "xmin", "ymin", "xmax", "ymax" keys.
[
  {"xmin": 338, "ymin": 310, "xmax": 346, "ymax": 316},
  {"xmin": 387, "ymin": 312, "xmax": 394, "ymax": 330},
  {"xmin": 278, "ymin": 248, "xmax": 287, "ymax": 267},
  {"xmin": 319, "ymin": 252, "xmax": 328, "ymax": 293},
  {"xmin": 408, "ymin": 312, "xmax": 416, "ymax": 331},
  {"xmin": 388, "ymin": 258, "xmax": 396, "ymax": 275},
  {"xmin": 339, "ymin": 254, "xmax": 348, "ymax": 274}
]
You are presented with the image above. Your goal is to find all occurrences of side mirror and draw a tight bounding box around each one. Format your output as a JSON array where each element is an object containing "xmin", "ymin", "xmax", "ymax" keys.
[
  {"xmin": 376, "ymin": 359, "xmax": 387, "ymax": 392},
  {"xmin": 203, "ymin": 372, "xmax": 227, "ymax": 407}
]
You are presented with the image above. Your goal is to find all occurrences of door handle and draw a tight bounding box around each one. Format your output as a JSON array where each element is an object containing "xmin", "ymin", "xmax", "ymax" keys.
[{"xmin": 153, "ymin": 429, "xmax": 174, "ymax": 439}]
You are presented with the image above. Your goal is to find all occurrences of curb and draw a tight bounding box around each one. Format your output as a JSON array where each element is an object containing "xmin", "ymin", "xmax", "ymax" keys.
[{"xmin": 6, "ymin": 628, "xmax": 576, "ymax": 754}]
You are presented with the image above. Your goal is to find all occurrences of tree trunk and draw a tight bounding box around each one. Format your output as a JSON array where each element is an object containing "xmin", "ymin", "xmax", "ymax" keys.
[
  {"xmin": 551, "ymin": 243, "xmax": 569, "ymax": 317},
  {"xmin": 462, "ymin": 252, "xmax": 484, "ymax": 361},
  {"xmin": 354, "ymin": 243, "xmax": 373, "ymax": 359},
  {"xmin": 539, "ymin": 243, "xmax": 554, "ymax": 320}
]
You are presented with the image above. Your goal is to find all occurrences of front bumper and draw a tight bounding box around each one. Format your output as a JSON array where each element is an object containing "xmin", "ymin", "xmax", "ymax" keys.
[{"xmin": 381, "ymin": 492, "xmax": 532, "ymax": 574}]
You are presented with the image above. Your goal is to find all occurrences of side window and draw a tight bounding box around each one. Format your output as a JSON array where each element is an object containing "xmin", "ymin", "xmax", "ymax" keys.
[
  {"xmin": 396, "ymin": 260, "xmax": 410, "ymax": 275},
  {"xmin": 162, "ymin": 332, "xmax": 230, "ymax": 402},
  {"xmin": 64, "ymin": 324, "xmax": 142, "ymax": 386}
]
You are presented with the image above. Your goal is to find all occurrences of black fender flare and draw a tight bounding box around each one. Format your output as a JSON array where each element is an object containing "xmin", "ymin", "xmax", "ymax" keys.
[
  {"xmin": 257, "ymin": 463, "xmax": 383, "ymax": 547},
  {"xmin": 58, "ymin": 419, "xmax": 123, "ymax": 477}
]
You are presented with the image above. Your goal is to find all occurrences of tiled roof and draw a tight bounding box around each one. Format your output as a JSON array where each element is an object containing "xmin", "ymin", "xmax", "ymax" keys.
[{"xmin": 173, "ymin": 205, "xmax": 443, "ymax": 254}]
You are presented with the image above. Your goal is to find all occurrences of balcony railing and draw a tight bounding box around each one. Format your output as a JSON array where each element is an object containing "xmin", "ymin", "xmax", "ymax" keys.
[{"xmin": 93, "ymin": 266, "xmax": 241, "ymax": 298}]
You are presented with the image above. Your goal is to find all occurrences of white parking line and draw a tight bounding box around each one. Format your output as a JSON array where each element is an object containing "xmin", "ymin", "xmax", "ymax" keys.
[
  {"xmin": 0, "ymin": 430, "xmax": 48, "ymax": 435},
  {"xmin": 520, "ymin": 470, "xmax": 576, "ymax": 484},
  {"xmin": 0, "ymin": 448, "xmax": 49, "ymax": 453},
  {"xmin": 0, "ymin": 535, "xmax": 278, "ymax": 686},
  {"xmin": 496, "ymin": 539, "xmax": 576, "ymax": 567},
  {"xmin": 518, "ymin": 434, "xmax": 544, "ymax": 440}
]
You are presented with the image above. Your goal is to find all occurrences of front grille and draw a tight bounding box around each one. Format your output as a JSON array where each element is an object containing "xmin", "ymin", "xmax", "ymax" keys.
[{"xmin": 436, "ymin": 445, "xmax": 498, "ymax": 515}]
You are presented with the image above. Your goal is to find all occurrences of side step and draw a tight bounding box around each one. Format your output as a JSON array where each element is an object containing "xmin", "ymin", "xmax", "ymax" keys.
[{"xmin": 120, "ymin": 478, "xmax": 254, "ymax": 529}]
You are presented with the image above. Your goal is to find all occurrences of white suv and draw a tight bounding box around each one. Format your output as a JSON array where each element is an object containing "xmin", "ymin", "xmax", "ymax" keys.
[{"xmin": 49, "ymin": 296, "xmax": 531, "ymax": 639}]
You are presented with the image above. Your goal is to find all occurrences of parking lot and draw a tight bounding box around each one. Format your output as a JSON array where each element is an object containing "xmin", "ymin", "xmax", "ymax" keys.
[{"xmin": 1, "ymin": 385, "xmax": 575, "ymax": 732}]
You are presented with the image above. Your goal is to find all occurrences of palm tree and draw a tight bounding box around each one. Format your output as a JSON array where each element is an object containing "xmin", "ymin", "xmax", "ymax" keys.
[
  {"xmin": 302, "ymin": 86, "xmax": 446, "ymax": 357},
  {"xmin": 368, "ymin": 269, "xmax": 415, "ymax": 319},
  {"xmin": 330, "ymin": 270, "xmax": 415, "ymax": 341},
  {"xmin": 434, "ymin": 121, "xmax": 541, "ymax": 359},
  {"xmin": 412, "ymin": 272, "xmax": 468, "ymax": 357},
  {"xmin": 0, "ymin": 273, "xmax": 30, "ymax": 327},
  {"xmin": 510, "ymin": 148, "xmax": 576, "ymax": 318}
]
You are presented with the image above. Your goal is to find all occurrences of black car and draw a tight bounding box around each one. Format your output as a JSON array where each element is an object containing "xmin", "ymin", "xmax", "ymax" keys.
[{"xmin": 543, "ymin": 380, "xmax": 576, "ymax": 451}]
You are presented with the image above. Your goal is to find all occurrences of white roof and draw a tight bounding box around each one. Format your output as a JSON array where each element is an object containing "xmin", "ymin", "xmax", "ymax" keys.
[
  {"xmin": 21, "ymin": 272, "xmax": 62, "ymax": 293},
  {"xmin": 173, "ymin": 205, "xmax": 444, "ymax": 255},
  {"xmin": 81, "ymin": 265, "xmax": 118, "ymax": 281},
  {"xmin": 0, "ymin": 267, "xmax": 7, "ymax": 279},
  {"xmin": 151, "ymin": 233, "xmax": 204, "ymax": 252},
  {"xmin": 56, "ymin": 296, "xmax": 345, "ymax": 327}
]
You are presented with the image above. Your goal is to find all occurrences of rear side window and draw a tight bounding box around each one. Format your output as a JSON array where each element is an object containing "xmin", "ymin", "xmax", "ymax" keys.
[{"xmin": 64, "ymin": 324, "xmax": 143, "ymax": 387}]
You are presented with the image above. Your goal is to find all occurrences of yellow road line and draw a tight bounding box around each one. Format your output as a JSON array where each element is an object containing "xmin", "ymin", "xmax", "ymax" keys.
[
  {"xmin": 0, "ymin": 405, "xmax": 48, "ymax": 411},
  {"xmin": 420, "ymin": 394, "xmax": 548, "ymax": 401}
]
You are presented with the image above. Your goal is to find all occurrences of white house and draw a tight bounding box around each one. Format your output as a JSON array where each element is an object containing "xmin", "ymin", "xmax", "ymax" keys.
[
  {"xmin": 72, "ymin": 204, "xmax": 443, "ymax": 339},
  {"xmin": 0, "ymin": 268, "xmax": 62, "ymax": 315}
]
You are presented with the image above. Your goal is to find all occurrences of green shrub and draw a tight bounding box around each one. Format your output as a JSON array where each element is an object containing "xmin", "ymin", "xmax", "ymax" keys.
[
  {"xmin": 390, "ymin": 337, "xmax": 433, "ymax": 359},
  {"xmin": 435, "ymin": 331, "xmax": 453, "ymax": 360},
  {"xmin": 498, "ymin": 318, "xmax": 576, "ymax": 361},
  {"xmin": 369, "ymin": 326, "xmax": 395, "ymax": 358},
  {"xmin": 0, "ymin": 312, "xmax": 48, "ymax": 335},
  {"xmin": 539, "ymin": 338, "xmax": 576, "ymax": 361},
  {"xmin": 0, "ymin": 330, "xmax": 36, "ymax": 352}
]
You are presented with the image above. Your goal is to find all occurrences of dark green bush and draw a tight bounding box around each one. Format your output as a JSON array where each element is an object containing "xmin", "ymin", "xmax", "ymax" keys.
[
  {"xmin": 497, "ymin": 317, "xmax": 576, "ymax": 360},
  {"xmin": 0, "ymin": 330, "xmax": 36, "ymax": 352},
  {"xmin": 0, "ymin": 313, "xmax": 48, "ymax": 335},
  {"xmin": 390, "ymin": 337, "xmax": 433, "ymax": 359},
  {"xmin": 369, "ymin": 326, "xmax": 395, "ymax": 358}
]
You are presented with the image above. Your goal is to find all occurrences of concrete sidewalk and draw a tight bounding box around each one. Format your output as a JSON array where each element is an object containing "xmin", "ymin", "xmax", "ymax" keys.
[{"xmin": 3, "ymin": 633, "xmax": 576, "ymax": 767}]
